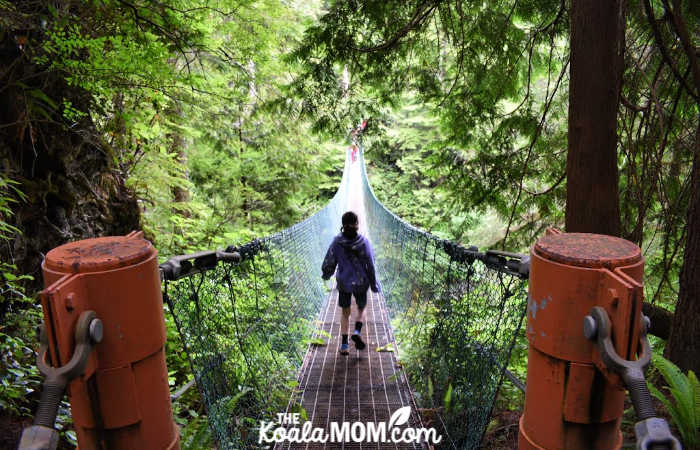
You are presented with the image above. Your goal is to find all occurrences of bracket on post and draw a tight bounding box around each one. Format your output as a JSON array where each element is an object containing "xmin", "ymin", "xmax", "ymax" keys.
[
  {"xmin": 584, "ymin": 306, "xmax": 681, "ymax": 450},
  {"xmin": 18, "ymin": 311, "xmax": 103, "ymax": 450}
]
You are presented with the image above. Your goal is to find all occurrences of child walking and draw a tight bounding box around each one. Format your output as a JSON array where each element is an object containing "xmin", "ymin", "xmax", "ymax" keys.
[{"xmin": 321, "ymin": 211, "xmax": 379, "ymax": 354}]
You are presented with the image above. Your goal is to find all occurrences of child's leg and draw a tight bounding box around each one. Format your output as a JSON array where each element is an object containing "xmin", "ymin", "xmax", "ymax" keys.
[
  {"xmin": 350, "ymin": 290, "xmax": 368, "ymax": 350},
  {"xmin": 355, "ymin": 301, "xmax": 366, "ymax": 325},
  {"xmin": 354, "ymin": 290, "xmax": 368, "ymax": 332},
  {"xmin": 338, "ymin": 291, "xmax": 352, "ymax": 348},
  {"xmin": 340, "ymin": 306, "xmax": 352, "ymax": 336}
]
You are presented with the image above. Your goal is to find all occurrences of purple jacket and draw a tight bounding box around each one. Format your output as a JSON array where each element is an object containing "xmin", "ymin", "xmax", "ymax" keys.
[{"xmin": 322, "ymin": 233, "xmax": 379, "ymax": 294}]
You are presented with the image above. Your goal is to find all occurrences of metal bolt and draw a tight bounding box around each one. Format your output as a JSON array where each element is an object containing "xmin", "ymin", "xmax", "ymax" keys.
[
  {"xmin": 65, "ymin": 293, "xmax": 75, "ymax": 312},
  {"xmin": 583, "ymin": 315, "xmax": 598, "ymax": 340},
  {"xmin": 89, "ymin": 319, "xmax": 103, "ymax": 344}
]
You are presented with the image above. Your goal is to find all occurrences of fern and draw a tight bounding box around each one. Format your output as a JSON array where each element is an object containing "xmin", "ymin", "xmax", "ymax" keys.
[{"xmin": 648, "ymin": 353, "xmax": 699, "ymax": 448}]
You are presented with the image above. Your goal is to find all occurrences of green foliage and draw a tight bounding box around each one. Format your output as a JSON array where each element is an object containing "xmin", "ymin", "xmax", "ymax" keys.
[
  {"xmin": 171, "ymin": 374, "xmax": 214, "ymax": 450},
  {"xmin": 165, "ymin": 248, "xmax": 323, "ymax": 448},
  {"xmin": 306, "ymin": 337, "xmax": 326, "ymax": 346},
  {"xmin": 443, "ymin": 383, "xmax": 453, "ymax": 413},
  {"xmin": 164, "ymin": 307, "xmax": 212, "ymax": 447},
  {"xmin": 617, "ymin": 3, "xmax": 698, "ymax": 310},
  {"xmin": 368, "ymin": 185, "xmax": 528, "ymax": 448},
  {"xmin": 0, "ymin": 174, "xmax": 44, "ymax": 424},
  {"xmin": 292, "ymin": 0, "xmax": 697, "ymax": 309},
  {"xmin": 493, "ymin": 329, "xmax": 528, "ymax": 411},
  {"xmin": 1, "ymin": 261, "xmax": 33, "ymax": 310},
  {"xmin": 179, "ymin": 413, "xmax": 214, "ymax": 449},
  {"xmin": 0, "ymin": 176, "xmax": 23, "ymax": 242},
  {"xmin": 12, "ymin": 0, "xmax": 335, "ymax": 257},
  {"xmin": 293, "ymin": 0, "xmax": 569, "ymax": 249},
  {"xmin": 648, "ymin": 354, "xmax": 700, "ymax": 448},
  {"xmin": 0, "ymin": 329, "xmax": 41, "ymax": 416}
]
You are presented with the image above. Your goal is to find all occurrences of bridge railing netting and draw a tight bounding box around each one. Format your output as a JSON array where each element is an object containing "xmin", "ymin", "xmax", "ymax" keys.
[
  {"xmin": 163, "ymin": 155, "xmax": 351, "ymax": 448},
  {"xmin": 162, "ymin": 149, "xmax": 528, "ymax": 449},
  {"xmin": 359, "ymin": 151, "xmax": 527, "ymax": 449}
]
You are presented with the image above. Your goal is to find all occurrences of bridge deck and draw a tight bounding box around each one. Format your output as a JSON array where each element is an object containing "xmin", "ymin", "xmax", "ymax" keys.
[{"xmin": 277, "ymin": 287, "xmax": 426, "ymax": 450}]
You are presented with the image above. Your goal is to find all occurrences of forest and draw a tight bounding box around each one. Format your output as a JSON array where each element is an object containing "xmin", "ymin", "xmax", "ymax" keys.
[{"xmin": 1, "ymin": 0, "xmax": 698, "ymax": 449}]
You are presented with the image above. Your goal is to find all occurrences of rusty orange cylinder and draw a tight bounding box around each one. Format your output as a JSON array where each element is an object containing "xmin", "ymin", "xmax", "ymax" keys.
[
  {"xmin": 40, "ymin": 231, "xmax": 179, "ymax": 449},
  {"xmin": 518, "ymin": 230, "xmax": 644, "ymax": 449}
]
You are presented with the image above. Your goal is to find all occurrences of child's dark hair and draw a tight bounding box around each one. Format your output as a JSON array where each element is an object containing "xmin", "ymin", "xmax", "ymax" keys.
[
  {"xmin": 341, "ymin": 211, "xmax": 359, "ymax": 238},
  {"xmin": 342, "ymin": 211, "xmax": 359, "ymax": 226}
]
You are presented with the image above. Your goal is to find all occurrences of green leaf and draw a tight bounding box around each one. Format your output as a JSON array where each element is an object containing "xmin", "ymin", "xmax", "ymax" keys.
[
  {"xmin": 443, "ymin": 383, "xmax": 453, "ymax": 413},
  {"xmin": 650, "ymin": 354, "xmax": 699, "ymax": 447},
  {"xmin": 318, "ymin": 329, "xmax": 332, "ymax": 338},
  {"xmin": 7, "ymin": 368, "xmax": 25, "ymax": 377},
  {"xmin": 27, "ymin": 89, "xmax": 58, "ymax": 110},
  {"xmin": 306, "ymin": 337, "xmax": 326, "ymax": 346}
]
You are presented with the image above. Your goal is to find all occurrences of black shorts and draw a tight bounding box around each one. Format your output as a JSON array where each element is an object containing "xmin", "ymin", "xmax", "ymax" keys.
[{"xmin": 338, "ymin": 289, "xmax": 368, "ymax": 309}]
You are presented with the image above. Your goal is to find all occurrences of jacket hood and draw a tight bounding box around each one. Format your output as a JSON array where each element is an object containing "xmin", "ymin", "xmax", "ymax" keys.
[
  {"xmin": 322, "ymin": 231, "xmax": 378, "ymax": 293},
  {"xmin": 337, "ymin": 233, "xmax": 364, "ymax": 251}
]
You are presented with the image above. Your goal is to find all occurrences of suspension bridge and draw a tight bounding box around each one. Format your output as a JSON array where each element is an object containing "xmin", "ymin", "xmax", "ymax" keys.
[
  {"xmin": 160, "ymin": 147, "xmax": 528, "ymax": 449},
  {"xmin": 22, "ymin": 141, "xmax": 679, "ymax": 450},
  {"xmin": 26, "ymin": 145, "xmax": 673, "ymax": 449}
]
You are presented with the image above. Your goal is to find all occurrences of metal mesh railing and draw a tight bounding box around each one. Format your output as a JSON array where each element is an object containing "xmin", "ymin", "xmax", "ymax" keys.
[
  {"xmin": 358, "ymin": 150, "xmax": 528, "ymax": 449},
  {"xmin": 162, "ymin": 155, "xmax": 351, "ymax": 448}
]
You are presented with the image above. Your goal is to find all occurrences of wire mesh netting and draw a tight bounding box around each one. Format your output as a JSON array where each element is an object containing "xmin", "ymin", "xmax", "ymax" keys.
[
  {"xmin": 359, "ymin": 151, "xmax": 528, "ymax": 449},
  {"xmin": 162, "ymin": 147, "xmax": 528, "ymax": 449},
  {"xmin": 163, "ymin": 155, "xmax": 351, "ymax": 448}
]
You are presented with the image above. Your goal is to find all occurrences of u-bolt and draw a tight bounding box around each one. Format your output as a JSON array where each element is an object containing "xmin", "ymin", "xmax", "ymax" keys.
[{"xmin": 34, "ymin": 310, "xmax": 102, "ymax": 428}]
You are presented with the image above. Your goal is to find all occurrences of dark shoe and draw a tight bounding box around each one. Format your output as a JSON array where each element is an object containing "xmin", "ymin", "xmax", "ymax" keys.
[
  {"xmin": 351, "ymin": 331, "xmax": 366, "ymax": 350},
  {"xmin": 339, "ymin": 343, "xmax": 349, "ymax": 355}
]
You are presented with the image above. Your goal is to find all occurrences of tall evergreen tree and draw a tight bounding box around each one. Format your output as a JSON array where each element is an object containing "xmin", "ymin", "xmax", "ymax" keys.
[{"xmin": 566, "ymin": 0, "xmax": 623, "ymax": 236}]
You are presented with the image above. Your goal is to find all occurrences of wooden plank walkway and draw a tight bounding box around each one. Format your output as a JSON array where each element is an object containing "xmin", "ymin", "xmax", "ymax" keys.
[{"xmin": 276, "ymin": 286, "xmax": 427, "ymax": 450}]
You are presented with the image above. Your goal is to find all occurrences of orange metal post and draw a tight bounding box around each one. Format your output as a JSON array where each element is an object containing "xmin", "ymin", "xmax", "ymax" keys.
[
  {"xmin": 40, "ymin": 232, "xmax": 179, "ymax": 449},
  {"xmin": 518, "ymin": 230, "xmax": 644, "ymax": 449}
]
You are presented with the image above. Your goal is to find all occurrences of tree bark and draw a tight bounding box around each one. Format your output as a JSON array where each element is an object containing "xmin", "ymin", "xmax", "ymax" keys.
[
  {"xmin": 566, "ymin": 0, "xmax": 624, "ymax": 236},
  {"xmin": 642, "ymin": 302, "xmax": 673, "ymax": 341},
  {"xmin": 565, "ymin": 0, "xmax": 677, "ymax": 346},
  {"xmin": 667, "ymin": 121, "xmax": 700, "ymax": 374},
  {"xmin": 660, "ymin": 0, "xmax": 700, "ymax": 374}
]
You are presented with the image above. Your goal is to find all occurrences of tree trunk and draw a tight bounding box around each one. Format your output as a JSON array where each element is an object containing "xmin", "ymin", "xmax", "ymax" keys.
[
  {"xmin": 566, "ymin": 0, "xmax": 624, "ymax": 236},
  {"xmin": 667, "ymin": 122, "xmax": 700, "ymax": 374},
  {"xmin": 642, "ymin": 302, "xmax": 673, "ymax": 341},
  {"xmin": 658, "ymin": 0, "xmax": 700, "ymax": 374}
]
